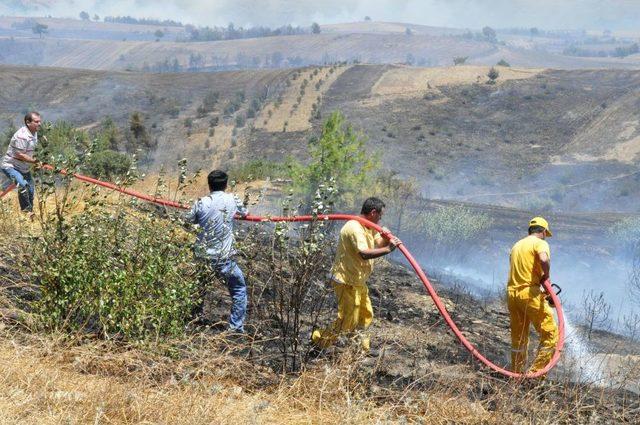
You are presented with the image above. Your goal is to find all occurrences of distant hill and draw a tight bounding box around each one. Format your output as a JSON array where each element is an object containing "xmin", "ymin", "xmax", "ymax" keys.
[{"xmin": 0, "ymin": 18, "xmax": 639, "ymax": 71}]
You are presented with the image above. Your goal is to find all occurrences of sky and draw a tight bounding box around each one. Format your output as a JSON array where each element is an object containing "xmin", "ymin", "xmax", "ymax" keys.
[{"xmin": 1, "ymin": 0, "xmax": 639, "ymax": 30}]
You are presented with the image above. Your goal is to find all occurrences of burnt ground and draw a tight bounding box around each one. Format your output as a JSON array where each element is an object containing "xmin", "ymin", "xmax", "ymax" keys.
[{"xmin": 195, "ymin": 229, "xmax": 640, "ymax": 423}]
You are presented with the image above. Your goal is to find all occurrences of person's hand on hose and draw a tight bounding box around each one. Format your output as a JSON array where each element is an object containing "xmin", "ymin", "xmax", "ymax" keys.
[
  {"xmin": 388, "ymin": 236, "xmax": 402, "ymax": 251},
  {"xmin": 540, "ymin": 278, "xmax": 556, "ymax": 308},
  {"xmin": 546, "ymin": 294, "xmax": 556, "ymax": 308},
  {"xmin": 379, "ymin": 227, "xmax": 401, "ymax": 251}
]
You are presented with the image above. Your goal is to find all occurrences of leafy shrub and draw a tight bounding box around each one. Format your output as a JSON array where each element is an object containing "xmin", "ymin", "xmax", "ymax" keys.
[
  {"xmin": 228, "ymin": 159, "xmax": 289, "ymax": 183},
  {"xmin": 521, "ymin": 195, "xmax": 554, "ymax": 211},
  {"xmin": 487, "ymin": 67, "xmax": 499, "ymax": 84},
  {"xmin": 411, "ymin": 205, "xmax": 492, "ymax": 266},
  {"xmin": 196, "ymin": 104, "xmax": 208, "ymax": 118},
  {"xmin": 84, "ymin": 149, "xmax": 133, "ymax": 180},
  {"xmin": 32, "ymin": 194, "xmax": 198, "ymax": 340},
  {"xmin": 37, "ymin": 121, "xmax": 89, "ymax": 165},
  {"xmin": 224, "ymin": 99, "xmax": 242, "ymax": 116},
  {"xmin": 203, "ymin": 91, "xmax": 220, "ymax": 111},
  {"xmin": 453, "ymin": 56, "xmax": 468, "ymax": 65}
]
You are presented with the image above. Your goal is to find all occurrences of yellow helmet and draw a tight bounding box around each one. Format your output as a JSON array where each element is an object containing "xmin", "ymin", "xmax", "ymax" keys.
[{"xmin": 529, "ymin": 216, "xmax": 552, "ymax": 237}]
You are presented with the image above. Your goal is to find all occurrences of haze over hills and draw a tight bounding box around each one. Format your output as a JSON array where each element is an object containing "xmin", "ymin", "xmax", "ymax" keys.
[
  {"xmin": 0, "ymin": 17, "xmax": 639, "ymax": 71},
  {"xmin": 2, "ymin": 60, "xmax": 640, "ymax": 216}
]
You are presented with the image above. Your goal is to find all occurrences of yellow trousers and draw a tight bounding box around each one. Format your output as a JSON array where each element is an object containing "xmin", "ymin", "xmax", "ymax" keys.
[
  {"xmin": 312, "ymin": 282, "xmax": 373, "ymax": 351},
  {"xmin": 507, "ymin": 286, "xmax": 559, "ymax": 374}
]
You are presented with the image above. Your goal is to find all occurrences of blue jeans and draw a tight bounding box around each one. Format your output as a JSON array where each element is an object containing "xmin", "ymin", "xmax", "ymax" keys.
[
  {"xmin": 213, "ymin": 259, "xmax": 247, "ymax": 333},
  {"xmin": 1, "ymin": 167, "xmax": 34, "ymax": 212}
]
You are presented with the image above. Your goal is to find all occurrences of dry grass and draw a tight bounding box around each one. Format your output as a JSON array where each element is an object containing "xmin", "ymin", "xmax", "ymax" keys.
[
  {"xmin": 371, "ymin": 65, "xmax": 542, "ymax": 99},
  {"xmin": 0, "ymin": 333, "xmax": 274, "ymax": 424},
  {"xmin": 0, "ymin": 330, "xmax": 548, "ymax": 424},
  {"xmin": 2, "ymin": 326, "xmax": 636, "ymax": 424}
]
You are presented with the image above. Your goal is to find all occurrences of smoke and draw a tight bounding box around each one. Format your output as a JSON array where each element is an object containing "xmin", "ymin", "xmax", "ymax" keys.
[{"xmin": 2, "ymin": 0, "xmax": 639, "ymax": 30}]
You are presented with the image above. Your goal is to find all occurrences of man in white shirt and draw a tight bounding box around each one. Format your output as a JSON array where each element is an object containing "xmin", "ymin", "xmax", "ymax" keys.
[{"xmin": 1, "ymin": 112, "xmax": 42, "ymax": 212}]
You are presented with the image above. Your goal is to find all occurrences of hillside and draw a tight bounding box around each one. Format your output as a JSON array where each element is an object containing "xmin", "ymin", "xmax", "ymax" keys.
[
  {"xmin": 1, "ymin": 259, "xmax": 638, "ymax": 423},
  {"xmin": 3, "ymin": 63, "xmax": 640, "ymax": 213}
]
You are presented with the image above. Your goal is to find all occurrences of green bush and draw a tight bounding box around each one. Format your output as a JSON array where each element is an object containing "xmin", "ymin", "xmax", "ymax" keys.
[
  {"xmin": 202, "ymin": 91, "xmax": 220, "ymax": 112},
  {"xmin": 487, "ymin": 67, "xmax": 499, "ymax": 84},
  {"xmin": 412, "ymin": 205, "xmax": 493, "ymax": 265},
  {"xmin": 38, "ymin": 121, "xmax": 89, "ymax": 165},
  {"xmin": 235, "ymin": 114, "xmax": 246, "ymax": 128},
  {"xmin": 84, "ymin": 149, "xmax": 133, "ymax": 180},
  {"xmin": 417, "ymin": 205, "xmax": 492, "ymax": 243},
  {"xmin": 521, "ymin": 195, "xmax": 554, "ymax": 211},
  {"xmin": 33, "ymin": 203, "xmax": 198, "ymax": 340},
  {"xmin": 229, "ymin": 159, "xmax": 289, "ymax": 183}
]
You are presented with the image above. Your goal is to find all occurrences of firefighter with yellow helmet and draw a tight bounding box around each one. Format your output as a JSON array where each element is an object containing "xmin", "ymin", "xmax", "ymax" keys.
[{"xmin": 507, "ymin": 216, "xmax": 559, "ymax": 374}]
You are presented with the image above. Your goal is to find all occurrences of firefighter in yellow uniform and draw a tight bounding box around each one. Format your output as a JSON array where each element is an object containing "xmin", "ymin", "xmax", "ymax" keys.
[
  {"xmin": 507, "ymin": 217, "xmax": 559, "ymax": 374},
  {"xmin": 312, "ymin": 197, "xmax": 401, "ymax": 351}
]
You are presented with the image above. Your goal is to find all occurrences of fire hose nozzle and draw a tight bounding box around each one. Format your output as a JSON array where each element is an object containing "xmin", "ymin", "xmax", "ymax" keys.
[{"xmin": 547, "ymin": 283, "xmax": 562, "ymax": 307}]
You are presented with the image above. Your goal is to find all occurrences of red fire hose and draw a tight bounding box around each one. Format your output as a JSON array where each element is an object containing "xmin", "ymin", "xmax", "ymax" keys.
[
  {"xmin": 0, "ymin": 183, "xmax": 16, "ymax": 199},
  {"xmin": 1, "ymin": 165, "xmax": 565, "ymax": 379}
]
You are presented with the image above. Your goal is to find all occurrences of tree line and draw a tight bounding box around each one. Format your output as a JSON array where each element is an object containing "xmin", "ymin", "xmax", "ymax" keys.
[
  {"xmin": 179, "ymin": 22, "xmax": 320, "ymax": 42},
  {"xmin": 103, "ymin": 15, "xmax": 183, "ymax": 27}
]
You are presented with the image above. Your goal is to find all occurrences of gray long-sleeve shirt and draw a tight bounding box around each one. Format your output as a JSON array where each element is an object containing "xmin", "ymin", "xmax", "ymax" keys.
[{"xmin": 186, "ymin": 191, "xmax": 248, "ymax": 260}]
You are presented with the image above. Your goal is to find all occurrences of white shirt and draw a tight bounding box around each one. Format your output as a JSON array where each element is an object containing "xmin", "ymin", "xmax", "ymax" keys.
[
  {"xmin": 1, "ymin": 126, "xmax": 37, "ymax": 173},
  {"xmin": 186, "ymin": 191, "xmax": 248, "ymax": 261}
]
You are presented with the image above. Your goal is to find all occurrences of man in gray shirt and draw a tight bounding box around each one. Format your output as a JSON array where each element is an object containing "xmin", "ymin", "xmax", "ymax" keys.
[
  {"xmin": 1, "ymin": 112, "xmax": 42, "ymax": 213},
  {"xmin": 186, "ymin": 170, "xmax": 249, "ymax": 332}
]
